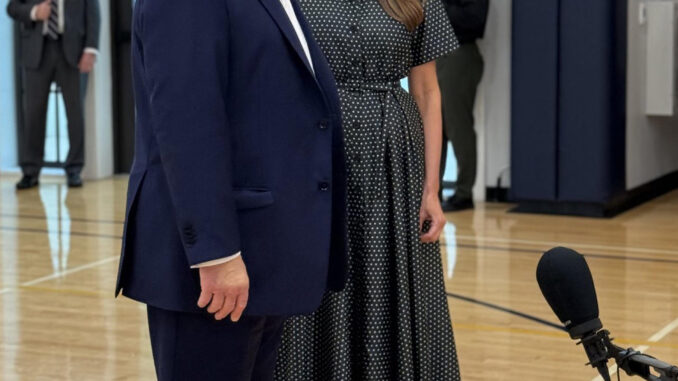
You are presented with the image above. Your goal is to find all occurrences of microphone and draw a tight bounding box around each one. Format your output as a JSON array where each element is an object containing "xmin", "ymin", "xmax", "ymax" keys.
[
  {"xmin": 537, "ymin": 247, "xmax": 678, "ymax": 381},
  {"xmin": 537, "ymin": 247, "xmax": 602, "ymax": 339},
  {"xmin": 537, "ymin": 247, "xmax": 611, "ymax": 380}
]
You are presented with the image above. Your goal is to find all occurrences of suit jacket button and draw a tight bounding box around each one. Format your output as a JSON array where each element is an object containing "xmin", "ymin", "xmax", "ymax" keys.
[
  {"xmin": 319, "ymin": 182, "xmax": 330, "ymax": 191},
  {"xmin": 319, "ymin": 120, "xmax": 329, "ymax": 130}
]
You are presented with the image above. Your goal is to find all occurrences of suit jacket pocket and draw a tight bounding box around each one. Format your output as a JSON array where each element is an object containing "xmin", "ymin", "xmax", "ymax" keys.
[
  {"xmin": 233, "ymin": 189, "xmax": 274, "ymax": 210},
  {"xmin": 19, "ymin": 23, "xmax": 35, "ymax": 37},
  {"xmin": 235, "ymin": 189, "xmax": 275, "ymax": 287}
]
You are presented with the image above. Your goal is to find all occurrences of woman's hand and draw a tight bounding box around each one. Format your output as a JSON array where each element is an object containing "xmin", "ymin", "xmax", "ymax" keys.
[{"xmin": 419, "ymin": 188, "xmax": 446, "ymax": 243}]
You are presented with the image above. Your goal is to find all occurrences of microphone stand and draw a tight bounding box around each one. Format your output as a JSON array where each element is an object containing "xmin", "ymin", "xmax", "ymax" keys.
[{"xmin": 581, "ymin": 330, "xmax": 678, "ymax": 381}]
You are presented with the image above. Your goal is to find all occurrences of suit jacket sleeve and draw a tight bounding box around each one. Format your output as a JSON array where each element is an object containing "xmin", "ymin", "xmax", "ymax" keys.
[
  {"xmin": 6, "ymin": 0, "xmax": 35, "ymax": 24},
  {"xmin": 139, "ymin": 0, "xmax": 241, "ymax": 266},
  {"xmin": 85, "ymin": 0, "xmax": 101, "ymax": 49}
]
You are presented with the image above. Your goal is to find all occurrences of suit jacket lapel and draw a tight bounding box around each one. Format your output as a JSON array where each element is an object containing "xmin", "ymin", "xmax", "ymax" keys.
[
  {"xmin": 259, "ymin": 0, "xmax": 316, "ymax": 77},
  {"xmin": 291, "ymin": 0, "xmax": 337, "ymax": 110}
]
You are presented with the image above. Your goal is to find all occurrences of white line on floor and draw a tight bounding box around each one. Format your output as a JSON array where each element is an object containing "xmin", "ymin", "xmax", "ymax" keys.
[
  {"xmin": 455, "ymin": 234, "xmax": 678, "ymax": 256},
  {"xmin": 592, "ymin": 317, "xmax": 678, "ymax": 381},
  {"xmin": 21, "ymin": 256, "xmax": 118, "ymax": 287},
  {"xmin": 0, "ymin": 255, "xmax": 118, "ymax": 295},
  {"xmin": 648, "ymin": 318, "xmax": 678, "ymax": 342}
]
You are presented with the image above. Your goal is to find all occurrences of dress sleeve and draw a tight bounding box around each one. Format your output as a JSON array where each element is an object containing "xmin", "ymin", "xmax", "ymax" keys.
[{"xmin": 411, "ymin": 0, "xmax": 459, "ymax": 67}]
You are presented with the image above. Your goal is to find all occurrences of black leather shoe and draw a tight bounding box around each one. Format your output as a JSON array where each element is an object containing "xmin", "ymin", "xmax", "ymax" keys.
[
  {"xmin": 16, "ymin": 175, "xmax": 39, "ymax": 190},
  {"xmin": 442, "ymin": 195, "xmax": 474, "ymax": 212},
  {"xmin": 67, "ymin": 172, "xmax": 83, "ymax": 188}
]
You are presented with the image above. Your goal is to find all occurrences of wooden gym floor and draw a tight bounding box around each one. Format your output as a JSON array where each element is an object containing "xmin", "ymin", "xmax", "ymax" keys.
[{"xmin": 0, "ymin": 174, "xmax": 677, "ymax": 380}]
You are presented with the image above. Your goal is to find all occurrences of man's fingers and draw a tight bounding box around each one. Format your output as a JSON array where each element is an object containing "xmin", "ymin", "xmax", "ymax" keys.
[
  {"xmin": 197, "ymin": 290, "xmax": 213, "ymax": 308},
  {"xmin": 207, "ymin": 293, "xmax": 225, "ymax": 314},
  {"xmin": 215, "ymin": 295, "xmax": 236, "ymax": 321},
  {"xmin": 230, "ymin": 291, "xmax": 249, "ymax": 322}
]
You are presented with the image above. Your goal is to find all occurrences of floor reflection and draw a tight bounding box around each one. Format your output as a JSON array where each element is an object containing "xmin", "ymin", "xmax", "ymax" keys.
[
  {"xmin": 1, "ymin": 195, "xmax": 19, "ymax": 381},
  {"xmin": 39, "ymin": 185, "xmax": 71, "ymax": 274},
  {"xmin": 443, "ymin": 222, "xmax": 458, "ymax": 279}
]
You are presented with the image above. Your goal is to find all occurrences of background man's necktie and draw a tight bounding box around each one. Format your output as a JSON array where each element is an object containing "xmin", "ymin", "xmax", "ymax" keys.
[{"xmin": 47, "ymin": 0, "xmax": 59, "ymax": 40}]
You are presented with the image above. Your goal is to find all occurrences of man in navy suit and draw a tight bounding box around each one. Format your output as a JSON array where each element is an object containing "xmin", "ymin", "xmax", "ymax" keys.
[{"xmin": 115, "ymin": 0, "xmax": 347, "ymax": 379}]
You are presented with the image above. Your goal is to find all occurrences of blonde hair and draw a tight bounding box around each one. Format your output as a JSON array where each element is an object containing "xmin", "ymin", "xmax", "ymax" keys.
[{"xmin": 379, "ymin": 0, "xmax": 424, "ymax": 32}]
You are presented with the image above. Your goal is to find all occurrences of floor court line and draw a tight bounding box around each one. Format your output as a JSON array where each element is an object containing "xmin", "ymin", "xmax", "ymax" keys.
[
  {"xmin": 20, "ymin": 256, "xmax": 118, "ymax": 287},
  {"xmin": 447, "ymin": 243, "xmax": 678, "ymax": 265},
  {"xmin": 0, "ymin": 212, "xmax": 124, "ymax": 225},
  {"xmin": 20, "ymin": 284, "xmax": 107, "ymax": 297},
  {"xmin": 592, "ymin": 317, "xmax": 678, "ymax": 381},
  {"xmin": 0, "ymin": 255, "xmax": 120, "ymax": 295},
  {"xmin": 0, "ymin": 256, "xmax": 119, "ymax": 297},
  {"xmin": 0, "ymin": 225, "xmax": 122, "ymax": 240},
  {"xmin": 447, "ymin": 292, "xmax": 565, "ymax": 331},
  {"xmin": 455, "ymin": 234, "xmax": 678, "ymax": 257},
  {"xmin": 452, "ymin": 323, "xmax": 678, "ymax": 350}
]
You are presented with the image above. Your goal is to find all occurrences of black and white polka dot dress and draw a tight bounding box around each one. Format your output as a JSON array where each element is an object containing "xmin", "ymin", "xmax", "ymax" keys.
[{"xmin": 275, "ymin": 0, "xmax": 461, "ymax": 379}]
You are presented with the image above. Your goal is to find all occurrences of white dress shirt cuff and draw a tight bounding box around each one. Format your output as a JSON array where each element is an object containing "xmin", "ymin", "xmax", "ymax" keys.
[
  {"xmin": 30, "ymin": 5, "xmax": 38, "ymax": 21},
  {"xmin": 191, "ymin": 252, "xmax": 241, "ymax": 269},
  {"xmin": 84, "ymin": 48, "xmax": 100, "ymax": 57}
]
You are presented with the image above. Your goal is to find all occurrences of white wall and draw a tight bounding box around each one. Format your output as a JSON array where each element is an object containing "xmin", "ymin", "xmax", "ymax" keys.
[
  {"xmin": 82, "ymin": 0, "xmax": 114, "ymax": 180},
  {"xmin": 0, "ymin": 11, "xmax": 17, "ymax": 169},
  {"xmin": 626, "ymin": 0, "xmax": 678, "ymax": 189},
  {"xmin": 475, "ymin": 0, "xmax": 512, "ymax": 200}
]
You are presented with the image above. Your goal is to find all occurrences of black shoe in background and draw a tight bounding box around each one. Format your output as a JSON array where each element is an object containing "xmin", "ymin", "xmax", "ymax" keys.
[
  {"xmin": 16, "ymin": 175, "xmax": 39, "ymax": 190},
  {"xmin": 67, "ymin": 172, "xmax": 83, "ymax": 188},
  {"xmin": 442, "ymin": 195, "xmax": 474, "ymax": 212}
]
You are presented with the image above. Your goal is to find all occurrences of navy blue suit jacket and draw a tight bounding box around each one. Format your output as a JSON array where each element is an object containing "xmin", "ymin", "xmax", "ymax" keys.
[{"xmin": 116, "ymin": 0, "xmax": 347, "ymax": 316}]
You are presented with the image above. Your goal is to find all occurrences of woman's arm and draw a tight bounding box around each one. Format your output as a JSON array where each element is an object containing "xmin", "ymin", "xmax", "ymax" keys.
[{"xmin": 409, "ymin": 61, "xmax": 446, "ymax": 243}]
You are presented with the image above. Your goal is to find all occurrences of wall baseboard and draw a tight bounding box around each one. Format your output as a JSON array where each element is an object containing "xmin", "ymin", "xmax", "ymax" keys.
[
  {"xmin": 510, "ymin": 170, "xmax": 678, "ymax": 218},
  {"xmin": 486, "ymin": 186, "xmax": 510, "ymax": 202}
]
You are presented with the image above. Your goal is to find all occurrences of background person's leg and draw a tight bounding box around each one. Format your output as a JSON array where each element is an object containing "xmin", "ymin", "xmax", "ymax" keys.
[
  {"xmin": 436, "ymin": 43, "xmax": 484, "ymax": 204},
  {"xmin": 54, "ymin": 56, "xmax": 85, "ymax": 179},
  {"xmin": 20, "ymin": 43, "xmax": 58, "ymax": 181}
]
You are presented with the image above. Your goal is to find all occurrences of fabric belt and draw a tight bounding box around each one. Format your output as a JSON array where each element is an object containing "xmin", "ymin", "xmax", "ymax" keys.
[
  {"xmin": 337, "ymin": 81, "xmax": 405, "ymax": 201},
  {"xmin": 337, "ymin": 81, "xmax": 401, "ymax": 93}
]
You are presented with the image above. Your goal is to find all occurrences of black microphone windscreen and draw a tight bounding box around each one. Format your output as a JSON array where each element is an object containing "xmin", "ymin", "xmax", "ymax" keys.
[{"xmin": 536, "ymin": 247, "xmax": 600, "ymax": 331}]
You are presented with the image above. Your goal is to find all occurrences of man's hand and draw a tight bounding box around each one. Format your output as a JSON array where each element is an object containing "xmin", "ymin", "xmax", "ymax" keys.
[
  {"xmin": 33, "ymin": 0, "xmax": 52, "ymax": 21},
  {"xmin": 197, "ymin": 256, "xmax": 250, "ymax": 322},
  {"xmin": 78, "ymin": 52, "xmax": 96, "ymax": 73}
]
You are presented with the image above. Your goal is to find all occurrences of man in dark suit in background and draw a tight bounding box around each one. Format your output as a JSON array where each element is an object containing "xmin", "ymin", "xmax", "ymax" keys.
[
  {"xmin": 438, "ymin": 0, "xmax": 488, "ymax": 211},
  {"xmin": 7, "ymin": 0, "xmax": 100, "ymax": 189},
  {"xmin": 115, "ymin": 0, "xmax": 347, "ymax": 379}
]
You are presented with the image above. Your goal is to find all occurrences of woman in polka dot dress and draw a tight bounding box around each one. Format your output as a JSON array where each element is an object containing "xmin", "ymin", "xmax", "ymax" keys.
[{"xmin": 275, "ymin": 0, "xmax": 461, "ymax": 379}]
